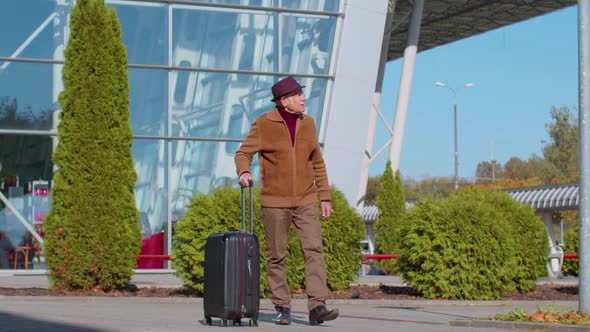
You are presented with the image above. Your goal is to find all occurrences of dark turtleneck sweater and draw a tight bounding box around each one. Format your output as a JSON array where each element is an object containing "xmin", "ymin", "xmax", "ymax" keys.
[{"xmin": 277, "ymin": 106, "xmax": 301, "ymax": 146}]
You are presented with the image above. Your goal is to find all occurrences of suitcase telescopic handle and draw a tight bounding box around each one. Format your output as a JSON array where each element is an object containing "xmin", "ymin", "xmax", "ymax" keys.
[{"xmin": 240, "ymin": 179, "xmax": 254, "ymax": 233}]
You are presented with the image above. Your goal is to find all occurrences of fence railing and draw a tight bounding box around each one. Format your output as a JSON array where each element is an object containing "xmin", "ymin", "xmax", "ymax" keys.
[
  {"xmin": 361, "ymin": 253, "xmax": 580, "ymax": 261},
  {"xmin": 136, "ymin": 253, "xmax": 580, "ymax": 263}
]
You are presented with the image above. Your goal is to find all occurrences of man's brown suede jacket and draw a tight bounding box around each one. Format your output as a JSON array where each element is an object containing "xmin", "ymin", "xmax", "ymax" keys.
[{"xmin": 235, "ymin": 108, "xmax": 331, "ymax": 208}]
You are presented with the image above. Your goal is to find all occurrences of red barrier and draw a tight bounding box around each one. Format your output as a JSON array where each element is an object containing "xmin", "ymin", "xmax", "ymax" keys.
[
  {"xmin": 361, "ymin": 253, "xmax": 580, "ymax": 261},
  {"xmin": 138, "ymin": 255, "xmax": 171, "ymax": 261},
  {"xmin": 137, "ymin": 232, "xmax": 165, "ymax": 269},
  {"xmin": 137, "ymin": 254, "xmax": 578, "ymax": 261}
]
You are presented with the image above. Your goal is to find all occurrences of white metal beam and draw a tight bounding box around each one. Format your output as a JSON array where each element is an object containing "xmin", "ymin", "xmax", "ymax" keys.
[{"xmin": 389, "ymin": 0, "xmax": 424, "ymax": 171}]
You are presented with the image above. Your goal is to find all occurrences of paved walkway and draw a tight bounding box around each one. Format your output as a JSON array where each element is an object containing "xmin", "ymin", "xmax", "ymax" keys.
[
  {"xmin": 0, "ymin": 272, "xmax": 582, "ymax": 331},
  {"xmin": 0, "ymin": 271, "xmax": 579, "ymax": 289},
  {"xmin": 0, "ymin": 272, "xmax": 410, "ymax": 289}
]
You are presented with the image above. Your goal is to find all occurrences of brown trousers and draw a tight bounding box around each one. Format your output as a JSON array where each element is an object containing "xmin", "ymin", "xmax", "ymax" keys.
[{"xmin": 262, "ymin": 204, "xmax": 329, "ymax": 311}]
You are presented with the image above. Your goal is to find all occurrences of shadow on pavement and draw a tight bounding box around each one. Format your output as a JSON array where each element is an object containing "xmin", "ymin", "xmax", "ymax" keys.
[
  {"xmin": 0, "ymin": 312, "xmax": 108, "ymax": 332},
  {"xmin": 197, "ymin": 310, "xmax": 311, "ymax": 326}
]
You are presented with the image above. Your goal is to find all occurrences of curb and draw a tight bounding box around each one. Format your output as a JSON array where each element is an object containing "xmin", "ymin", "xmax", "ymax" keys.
[{"xmin": 451, "ymin": 319, "xmax": 590, "ymax": 331}]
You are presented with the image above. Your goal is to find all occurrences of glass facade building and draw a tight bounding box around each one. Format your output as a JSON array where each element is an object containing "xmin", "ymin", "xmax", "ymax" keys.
[{"xmin": 0, "ymin": 0, "xmax": 345, "ymax": 270}]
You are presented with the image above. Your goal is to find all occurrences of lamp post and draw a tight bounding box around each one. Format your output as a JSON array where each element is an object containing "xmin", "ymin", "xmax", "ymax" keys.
[{"xmin": 435, "ymin": 82, "xmax": 474, "ymax": 190}]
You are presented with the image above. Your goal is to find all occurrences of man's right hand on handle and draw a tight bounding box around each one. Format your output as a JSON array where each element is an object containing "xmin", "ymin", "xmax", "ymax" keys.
[{"xmin": 239, "ymin": 172, "xmax": 253, "ymax": 187}]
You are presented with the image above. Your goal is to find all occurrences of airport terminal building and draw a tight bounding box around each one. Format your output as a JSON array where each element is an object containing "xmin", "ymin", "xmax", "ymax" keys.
[
  {"xmin": 1, "ymin": 0, "xmax": 577, "ymax": 272},
  {"xmin": 0, "ymin": 0, "xmax": 388, "ymax": 270}
]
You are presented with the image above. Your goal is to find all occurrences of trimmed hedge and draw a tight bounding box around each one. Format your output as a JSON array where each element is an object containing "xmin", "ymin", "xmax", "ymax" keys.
[
  {"xmin": 172, "ymin": 186, "xmax": 267, "ymax": 295},
  {"xmin": 44, "ymin": 0, "xmax": 140, "ymax": 291},
  {"xmin": 374, "ymin": 162, "xmax": 405, "ymax": 272},
  {"xmin": 396, "ymin": 189, "xmax": 548, "ymax": 300},
  {"xmin": 481, "ymin": 191, "xmax": 548, "ymax": 291},
  {"xmin": 562, "ymin": 220, "xmax": 579, "ymax": 276},
  {"xmin": 172, "ymin": 186, "xmax": 364, "ymax": 297},
  {"xmin": 319, "ymin": 188, "xmax": 366, "ymax": 290}
]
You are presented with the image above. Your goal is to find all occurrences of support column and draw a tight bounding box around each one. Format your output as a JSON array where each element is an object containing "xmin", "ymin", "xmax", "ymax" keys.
[
  {"xmin": 543, "ymin": 212, "xmax": 562, "ymax": 278},
  {"xmin": 578, "ymin": 0, "xmax": 590, "ymax": 313},
  {"xmin": 388, "ymin": 0, "xmax": 424, "ymax": 171},
  {"xmin": 355, "ymin": 1, "xmax": 396, "ymax": 254}
]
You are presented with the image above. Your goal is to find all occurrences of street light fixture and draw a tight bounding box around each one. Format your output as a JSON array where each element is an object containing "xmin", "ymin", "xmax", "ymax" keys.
[{"xmin": 435, "ymin": 82, "xmax": 474, "ymax": 190}]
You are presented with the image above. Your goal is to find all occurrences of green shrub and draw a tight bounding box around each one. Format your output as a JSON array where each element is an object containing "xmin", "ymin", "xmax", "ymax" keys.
[
  {"xmin": 374, "ymin": 161, "xmax": 405, "ymax": 272},
  {"xmin": 562, "ymin": 220, "xmax": 579, "ymax": 276},
  {"xmin": 479, "ymin": 192, "xmax": 548, "ymax": 292},
  {"xmin": 44, "ymin": 0, "xmax": 140, "ymax": 291},
  {"xmin": 397, "ymin": 189, "xmax": 547, "ymax": 300},
  {"xmin": 284, "ymin": 187, "xmax": 364, "ymax": 292},
  {"xmin": 172, "ymin": 186, "xmax": 268, "ymax": 295},
  {"xmin": 172, "ymin": 186, "xmax": 364, "ymax": 297},
  {"xmin": 318, "ymin": 187, "xmax": 365, "ymax": 290}
]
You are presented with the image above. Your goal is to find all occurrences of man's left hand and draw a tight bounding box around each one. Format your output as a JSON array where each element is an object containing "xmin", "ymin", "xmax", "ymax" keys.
[{"xmin": 321, "ymin": 201, "xmax": 332, "ymax": 220}]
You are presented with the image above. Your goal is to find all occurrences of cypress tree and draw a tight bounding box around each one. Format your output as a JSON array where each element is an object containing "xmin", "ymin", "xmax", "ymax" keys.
[
  {"xmin": 374, "ymin": 160, "xmax": 405, "ymax": 270},
  {"xmin": 44, "ymin": 0, "xmax": 140, "ymax": 291}
]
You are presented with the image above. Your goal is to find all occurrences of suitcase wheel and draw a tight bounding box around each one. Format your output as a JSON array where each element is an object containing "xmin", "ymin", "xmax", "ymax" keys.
[{"xmin": 205, "ymin": 316, "xmax": 212, "ymax": 326}]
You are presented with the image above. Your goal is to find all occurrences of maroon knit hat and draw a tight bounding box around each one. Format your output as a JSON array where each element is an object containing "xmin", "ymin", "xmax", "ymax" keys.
[{"xmin": 271, "ymin": 76, "xmax": 305, "ymax": 102}]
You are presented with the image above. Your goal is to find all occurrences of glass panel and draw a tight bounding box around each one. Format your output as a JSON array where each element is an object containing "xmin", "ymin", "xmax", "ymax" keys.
[
  {"xmin": 0, "ymin": 62, "xmax": 56, "ymax": 131},
  {"xmin": 128, "ymin": 68, "xmax": 168, "ymax": 136},
  {"xmin": 179, "ymin": 0, "xmax": 273, "ymax": 7},
  {"xmin": 133, "ymin": 139, "xmax": 168, "ymax": 269},
  {"xmin": 133, "ymin": 139, "xmax": 168, "ymax": 236},
  {"xmin": 0, "ymin": 0, "xmax": 71, "ymax": 61},
  {"xmin": 172, "ymin": 7, "xmax": 275, "ymax": 72},
  {"xmin": 0, "ymin": 134, "xmax": 53, "ymax": 270},
  {"xmin": 171, "ymin": 72, "xmax": 274, "ymax": 138},
  {"xmin": 280, "ymin": 0, "xmax": 340, "ymax": 12},
  {"xmin": 109, "ymin": 2, "xmax": 168, "ymax": 66},
  {"xmin": 170, "ymin": 140, "xmax": 260, "ymax": 215},
  {"xmin": 179, "ymin": 0, "xmax": 340, "ymax": 12},
  {"xmin": 293, "ymin": 76, "xmax": 329, "ymax": 132},
  {"xmin": 171, "ymin": 74, "xmax": 327, "ymax": 138},
  {"xmin": 281, "ymin": 15, "xmax": 337, "ymax": 75}
]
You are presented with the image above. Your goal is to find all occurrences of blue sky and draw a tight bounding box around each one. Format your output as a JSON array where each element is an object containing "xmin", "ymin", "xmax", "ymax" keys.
[{"xmin": 370, "ymin": 5, "xmax": 578, "ymax": 180}]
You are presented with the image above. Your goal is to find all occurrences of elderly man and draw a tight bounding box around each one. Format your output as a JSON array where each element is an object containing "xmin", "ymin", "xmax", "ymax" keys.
[{"xmin": 234, "ymin": 76, "xmax": 339, "ymax": 326}]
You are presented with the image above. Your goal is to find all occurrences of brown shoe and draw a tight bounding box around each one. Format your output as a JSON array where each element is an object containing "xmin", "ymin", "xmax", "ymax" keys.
[{"xmin": 309, "ymin": 305, "xmax": 339, "ymax": 325}]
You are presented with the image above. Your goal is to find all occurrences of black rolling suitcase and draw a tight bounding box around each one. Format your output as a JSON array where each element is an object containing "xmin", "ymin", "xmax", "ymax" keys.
[{"xmin": 203, "ymin": 181, "xmax": 260, "ymax": 327}]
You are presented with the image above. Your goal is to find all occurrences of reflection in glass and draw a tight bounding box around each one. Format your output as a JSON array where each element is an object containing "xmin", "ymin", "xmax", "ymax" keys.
[
  {"xmin": 279, "ymin": 0, "xmax": 340, "ymax": 12},
  {"xmin": 0, "ymin": 0, "xmax": 71, "ymax": 60},
  {"xmin": 0, "ymin": 62, "xmax": 56, "ymax": 131},
  {"xmin": 109, "ymin": 2, "xmax": 168, "ymax": 65},
  {"xmin": 177, "ymin": 0, "xmax": 340, "ymax": 12},
  {"xmin": 132, "ymin": 139, "xmax": 168, "ymax": 237},
  {"xmin": 172, "ymin": 8, "xmax": 275, "ymax": 72},
  {"xmin": 133, "ymin": 139, "xmax": 169, "ymax": 269},
  {"xmin": 281, "ymin": 15, "xmax": 337, "ymax": 75},
  {"xmin": 0, "ymin": 134, "xmax": 53, "ymax": 270},
  {"xmin": 294, "ymin": 76, "xmax": 329, "ymax": 132},
  {"xmin": 174, "ymin": 61, "xmax": 192, "ymax": 105},
  {"xmin": 171, "ymin": 72, "xmax": 274, "ymax": 138},
  {"xmin": 128, "ymin": 68, "xmax": 168, "ymax": 136},
  {"xmin": 170, "ymin": 140, "xmax": 260, "ymax": 216},
  {"xmin": 178, "ymin": 0, "xmax": 272, "ymax": 7},
  {"xmin": 170, "ymin": 73, "xmax": 328, "ymax": 139}
]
